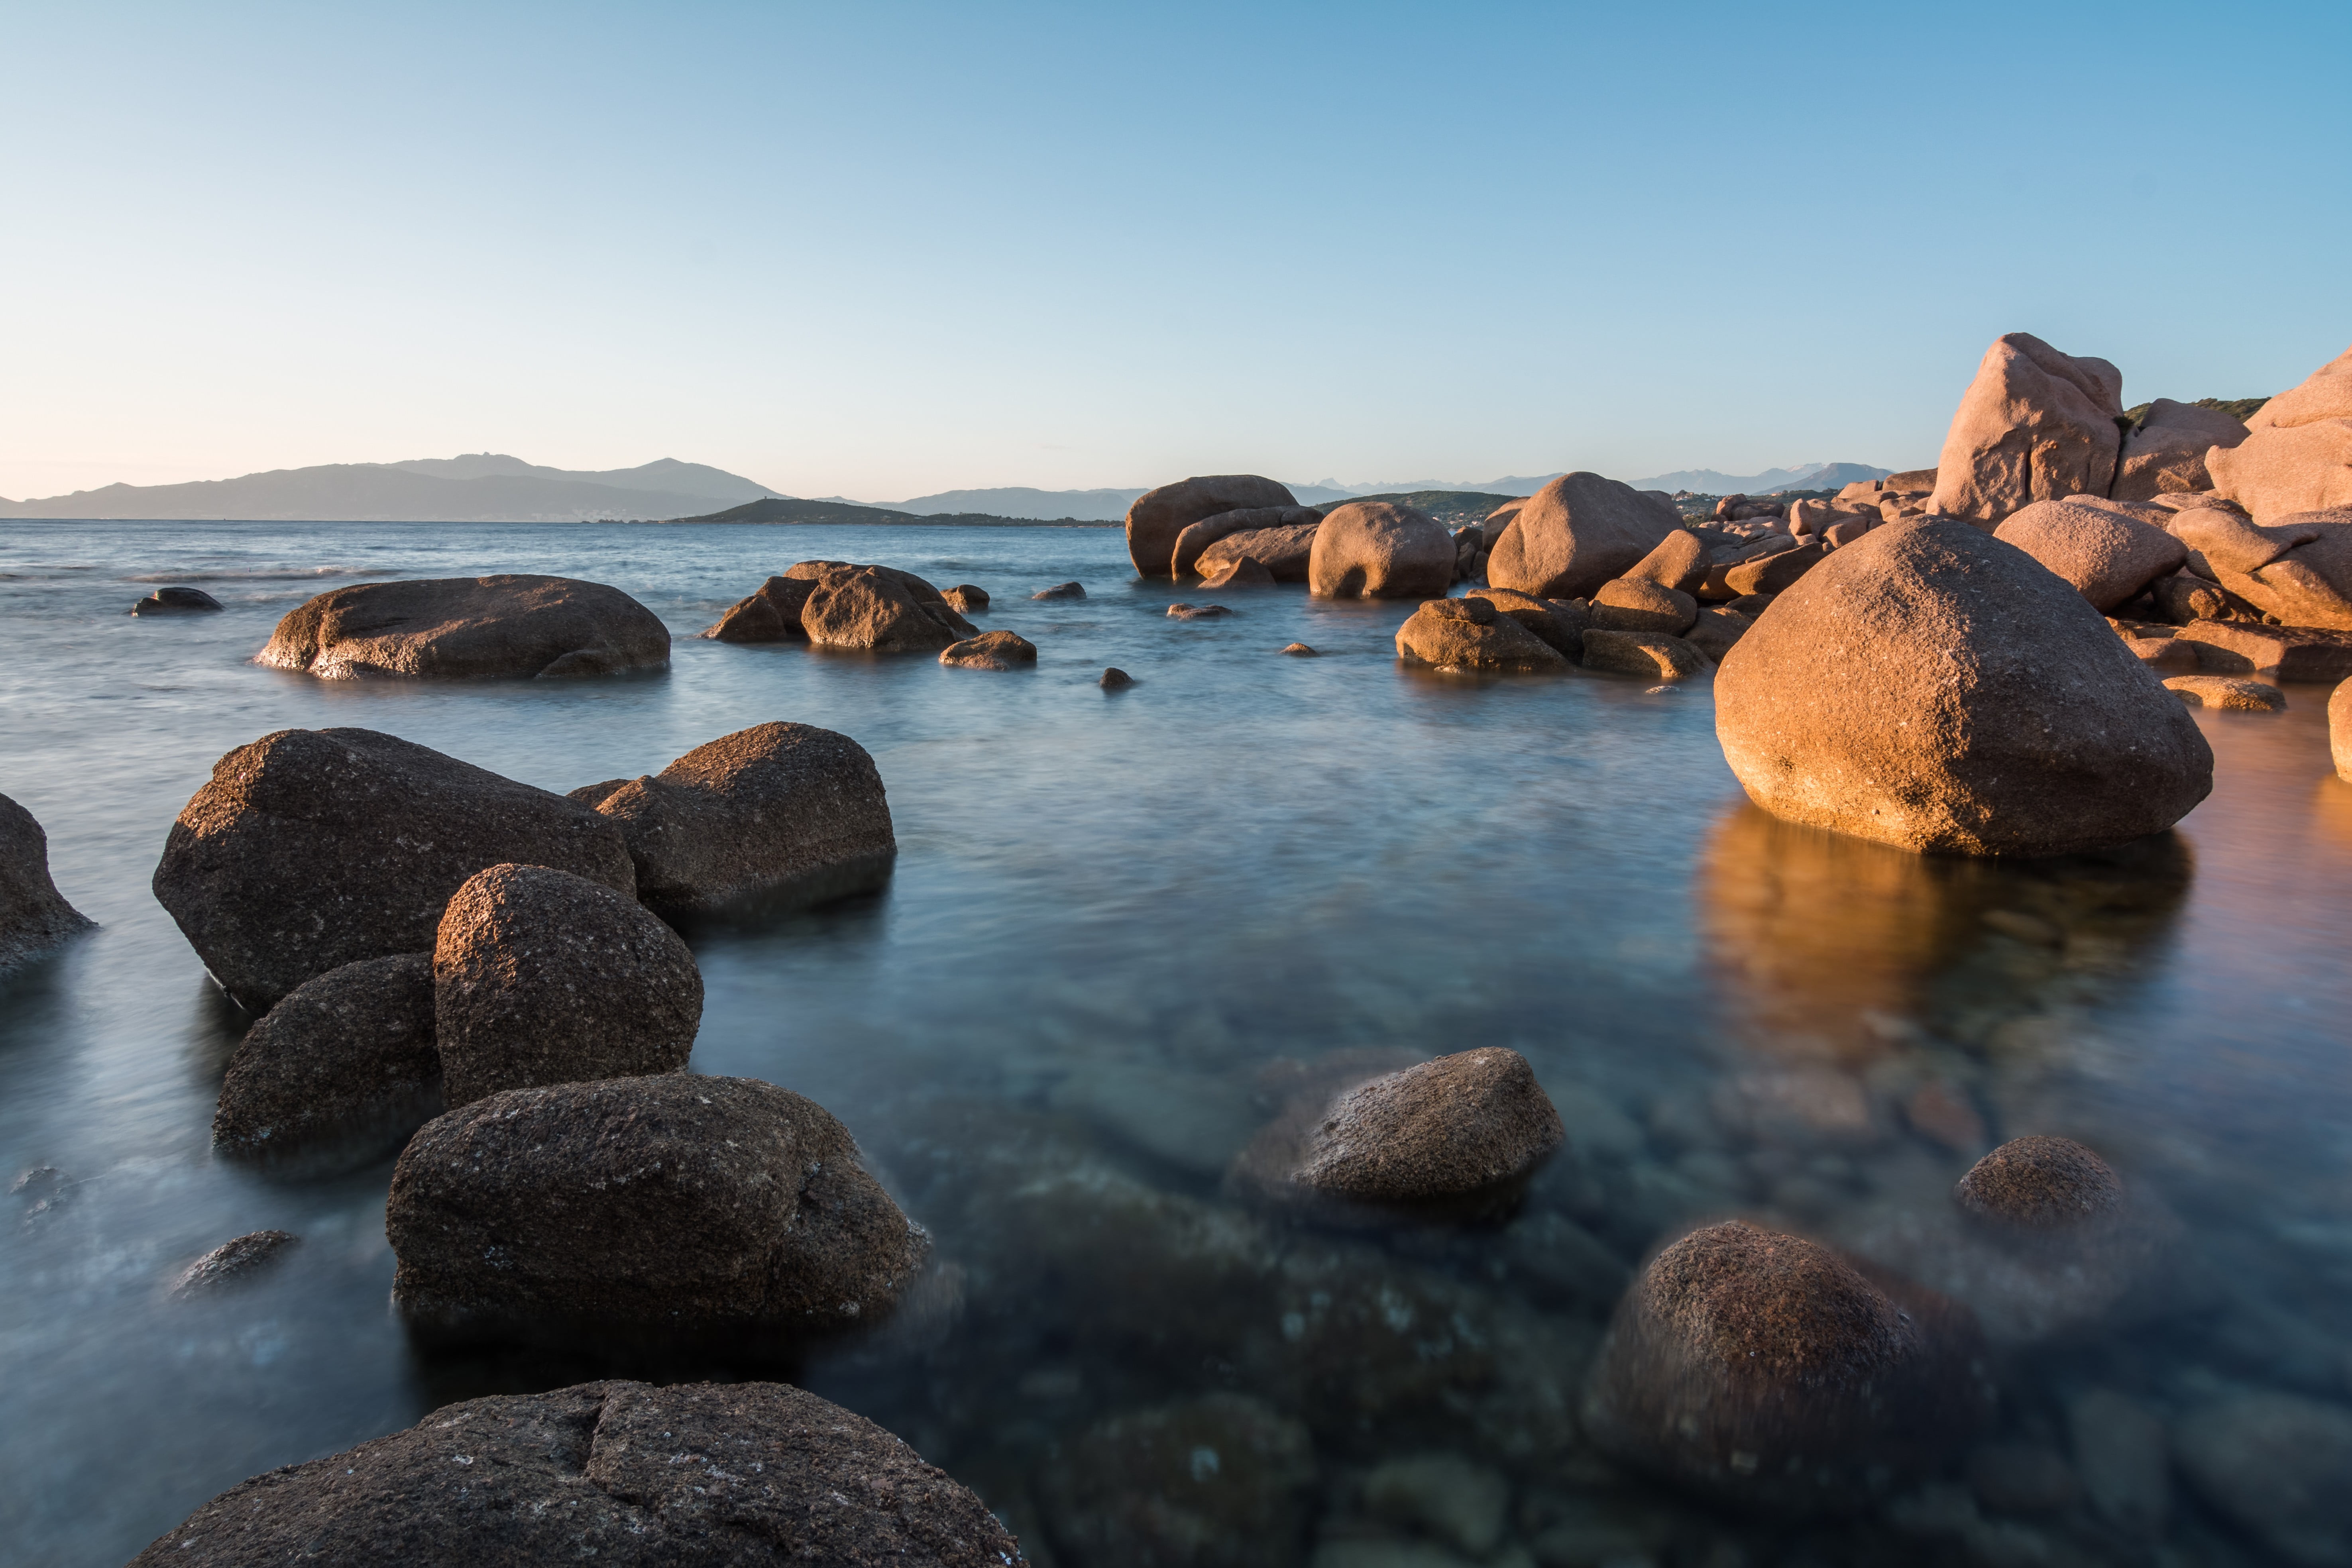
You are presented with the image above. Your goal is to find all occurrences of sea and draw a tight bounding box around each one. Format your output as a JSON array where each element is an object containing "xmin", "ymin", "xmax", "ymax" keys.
[{"xmin": 2, "ymin": 519, "xmax": 2349, "ymax": 1566}]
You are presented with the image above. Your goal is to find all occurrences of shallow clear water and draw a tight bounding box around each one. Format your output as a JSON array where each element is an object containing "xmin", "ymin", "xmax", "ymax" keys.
[{"xmin": 2, "ymin": 520, "xmax": 2349, "ymax": 1566}]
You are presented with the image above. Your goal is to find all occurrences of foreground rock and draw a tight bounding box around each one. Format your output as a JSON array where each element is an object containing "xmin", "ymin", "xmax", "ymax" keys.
[
  {"xmin": 1233, "ymin": 1047, "xmax": 1562, "ymax": 1222},
  {"xmin": 1486, "ymin": 473, "xmax": 1678, "ymax": 599},
  {"xmin": 153, "ymin": 729, "xmax": 635, "ymax": 1009},
  {"xmin": 2113, "ymin": 398, "xmax": 2253, "ymax": 502},
  {"xmin": 130, "ymin": 585, "xmax": 222, "ymax": 614},
  {"xmin": 572, "ymin": 722, "xmax": 895, "ymax": 916},
  {"xmin": 1582, "ymin": 1220, "xmax": 1992, "ymax": 1512},
  {"xmin": 1197, "ymin": 521, "xmax": 1322, "ymax": 583},
  {"xmin": 0, "ymin": 793, "xmax": 94, "ymax": 975},
  {"xmin": 259, "ymin": 575, "xmax": 669, "ymax": 679},
  {"xmin": 129, "ymin": 1379, "xmax": 1022, "ymax": 1567},
  {"xmin": 214, "ymin": 953, "xmax": 441, "ymax": 1172},
  {"xmin": 1171, "ymin": 505, "xmax": 1322, "ymax": 577},
  {"xmin": 1715, "ymin": 517, "xmax": 2213, "ymax": 856},
  {"xmin": 434, "ymin": 864, "xmax": 701, "ymax": 1107},
  {"xmin": 1308, "ymin": 502, "xmax": 1456, "ymax": 599},
  {"xmin": 2207, "ymin": 342, "xmax": 2352, "ymax": 520},
  {"xmin": 1928, "ymin": 332, "xmax": 2125, "ymax": 526},
  {"xmin": 802, "ymin": 565, "xmax": 976, "ymax": 652},
  {"xmin": 170, "ymin": 1231, "xmax": 299, "ymax": 1299},
  {"xmin": 1395, "ymin": 597, "xmax": 1567, "ymax": 671},
  {"xmin": 1992, "ymin": 498, "xmax": 2187, "ymax": 610},
  {"xmin": 389, "ymin": 1075, "xmax": 929, "ymax": 1344},
  {"xmin": 2171, "ymin": 505, "xmax": 2352, "ymax": 629},
  {"xmin": 1126, "ymin": 475, "xmax": 1299, "ymax": 578},
  {"xmin": 1038, "ymin": 1393, "xmax": 1313, "ymax": 1568},
  {"xmin": 940, "ymin": 630, "xmax": 1036, "ymax": 669}
]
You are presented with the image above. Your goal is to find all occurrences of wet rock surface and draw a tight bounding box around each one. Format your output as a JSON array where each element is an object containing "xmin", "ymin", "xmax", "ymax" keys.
[
  {"xmin": 432, "ymin": 863, "xmax": 702, "ymax": 1107},
  {"xmin": 170, "ymin": 1230, "xmax": 300, "ymax": 1299},
  {"xmin": 258, "ymin": 574, "xmax": 669, "ymax": 679},
  {"xmin": 0, "ymin": 791, "xmax": 93, "ymax": 974},
  {"xmin": 2164, "ymin": 674, "xmax": 2287, "ymax": 710},
  {"xmin": 129, "ymin": 585, "xmax": 222, "ymax": 614},
  {"xmin": 571, "ymin": 722, "xmax": 895, "ymax": 916},
  {"xmin": 152, "ymin": 728, "xmax": 635, "ymax": 1009},
  {"xmin": 941, "ymin": 629, "xmax": 1038, "ymax": 668},
  {"xmin": 2172, "ymin": 1390, "xmax": 2352, "ymax": 1566},
  {"xmin": 1578, "ymin": 628, "xmax": 1704, "ymax": 681},
  {"xmin": 212, "ymin": 952, "xmax": 442, "ymax": 1172},
  {"xmin": 388, "ymin": 1075, "xmax": 929, "ymax": 1345},
  {"xmin": 129, "ymin": 1379, "xmax": 1022, "ymax": 1566}
]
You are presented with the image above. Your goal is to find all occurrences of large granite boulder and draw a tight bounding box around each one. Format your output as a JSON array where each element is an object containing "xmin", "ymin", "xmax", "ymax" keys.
[
  {"xmin": 388, "ymin": 1075, "xmax": 929, "ymax": 1343},
  {"xmin": 213, "ymin": 953, "xmax": 442, "ymax": 1173},
  {"xmin": 1486, "ymin": 473, "xmax": 1680, "ymax": 599},
  {"xmin": 1171, "ymin": 505, "xmax": 1321, "ymax": 577},
  {"xmin": 153, "ymin": 729, "xmax": 635, "ymax": 1009},
  {"xmin": 259, "ymin": 575, "xmax": 669, "ymax": 679},
  {"xmin": 1582, "ymin": 1220, "xmax": 1993, "ymax": 1512},
  {"xmin": 2172, "ymin": 505, "xmax": 2352, "ymax": 629},
  {"xmin": 1195, "ymin": 521, "xmax": 1320, "ymax": 583},
  {"xmin": 1126, "ymin": 475, "xmax": 1299, "ymax": 579},
  {"xmin": 800, "ymin": 565, "xmax": 975, "ymax": 652},
  {"xmin": 1394, "ymin": 597, "xmax": 1568, "ymax": 672},
  {"xmin": 434, "ymin": 863, "xmax": 702, "ymax": 1107},
  {"xmin": 1928, "ymin": 333, "xmax": 2125, "ymax": 526},
  {"xmin": 2113, "ymin": 398, "xmax": 2252, "ymax": 502},
  {"xmin": 2208, "ymin": 343, "xmax": 2352, "ymax": 521},
  {"xmin": 1991, "ymin": 497, "xmax": 2189, "ymax": 610},
  {"xmin": 1621, "ymin": 527, "xmax": 1709, "ymax": 593},
  {"xmin": 939, "ymin": 630, "xmax": 1037, "ymax": 669},
  {"xmin": 701, "ymin": 575, "xmax": 815, "ymax": 642},
  {"xmin": 1308, "ymin": 502, "xmax": 1456, "ymax": 599},
  {"xmin": 0, "ymin": 792, "xmax": 93, "ymax": 975},
  {"xmin": 128, "ymin": 1379, "xmax": 1023, "ymax": 1567},
  {"xmin": 1714, "ymin": 517, "xmax": 2212, "ymax": 856},
  {"xmin": 1590, "ymin": 577, "xmax": 1698, "ymax": 635},
  {"xmin": 570, "ymin": 723, "xmax": 895, "ymax": 915}
]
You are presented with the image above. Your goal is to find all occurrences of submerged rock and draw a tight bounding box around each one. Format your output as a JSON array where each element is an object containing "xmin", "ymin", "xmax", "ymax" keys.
[
  {"xmin": 942, "ymin": 583, "xmax": 989, "ymax": 613},
  {"xmin": 1310, "ymin": 503, "xmax": 1456, "ymax": 600},
  {"xmin": 128, "ymin": 1379, "xmax": 1022, "ymax": 1567},
  {"xmin": 153, "ymin": 728, "xmax": 634, "ymax": 1009},
  {"xmin": 940, "ymin": 629, "xmax": 1038, "ymax": 669},
  {"xmin": 213, "ymin": 952, "xmax": 442, "ymax": 1172},
  {"xmin": 1033, "ymin": 581, "xmax": 1087, "ymax": 600},
  {"xmin": 1167, "ymin": 602, "xmax": 1232, "ymax": 620},
  {"xmin": 1281, "ymin": 643, "xmax": 1318, "ymax": 657},
  {"xmin": 1100, "ymin": 667, "xmax": 1136, "ymax": 689},
  {"xmin": 1714, "ymin": 516, "xmax": 2213, "ymax": 856},
  {"xmin": 1581, "ymin": 1220, "xmax": 1993, "ymax": 1512},
  {"xmin": 170, "ymin": 1230, "xmax": 299, "ymax": 1299},
  {"xmin": 1361, "ymin": 1453, "xmax": 1511, "ymax": 1557},
  {"xmin": 2172, "ymin": 1390, "xmax": 2352, "ymax": 1566},
  {"xmin": 388, "ymin": 1075, "xmax": 928, "ymax": 1345},
  {"xmin": 0, "ymin": 792, "xmax": 94, "ymax": 975},
  {"xmin": 433, "ymin": 863, "xmax": 701, "ymax": 1107},
  {"xmin": 571, "ymin": 722, "xmax": 895, "ymax": 917},
  {"xmin": 1395, "ymin": 597, "xmax": 1567, "ymax": 672},
  {"xmin": 130, "ymin": 585, "xmax": 222, "ymax": 614},
  {"xmin": 1928, "ymin": 332, "xmax": 2125, "ymax": 526},
  {"xmin": 259, "ymin": 575, "xmax": 669, "ymax": 679},
  {"xmin": 1037, "ymin": 1393, "xmax": 1316, "ymax": 1568}
]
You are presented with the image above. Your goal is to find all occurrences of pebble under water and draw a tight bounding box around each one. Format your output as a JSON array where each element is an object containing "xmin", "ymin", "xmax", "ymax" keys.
[{"xmin": 4, "ymin": 519, "xmax": 2351, "ymax": 1568}]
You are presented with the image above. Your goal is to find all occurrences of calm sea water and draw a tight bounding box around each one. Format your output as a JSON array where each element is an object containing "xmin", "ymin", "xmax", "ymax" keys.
[{"xmin": 2, "ymin": 520, "xmax": 2349, "ymax": 1567}]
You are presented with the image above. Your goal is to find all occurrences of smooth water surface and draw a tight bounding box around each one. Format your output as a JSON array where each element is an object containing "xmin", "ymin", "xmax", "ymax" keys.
[{"xmin": 3, "ymin": 520, "xmax": 2350, "ymax": 1567}]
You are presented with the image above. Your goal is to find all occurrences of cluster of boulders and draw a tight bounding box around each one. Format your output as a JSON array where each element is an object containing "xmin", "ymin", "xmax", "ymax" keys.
[{"xmin": 703, "ymin": 559, "xmax": 984, "ymax": 652}]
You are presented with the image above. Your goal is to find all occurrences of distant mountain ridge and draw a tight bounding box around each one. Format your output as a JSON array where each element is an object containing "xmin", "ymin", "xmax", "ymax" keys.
[{"xmin": 1624, "ymin": 461, "xmax": 1892, "ymax": 494}]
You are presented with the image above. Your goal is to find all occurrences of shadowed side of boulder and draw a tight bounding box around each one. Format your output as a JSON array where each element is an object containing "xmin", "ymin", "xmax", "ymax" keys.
[
  {"xmin": 0, "ymin": 792, "xmax": 94, "ymax": 975},
  {"xmin": 214, "ymin": 952, "xmax": 442, "ymax": 1173}
]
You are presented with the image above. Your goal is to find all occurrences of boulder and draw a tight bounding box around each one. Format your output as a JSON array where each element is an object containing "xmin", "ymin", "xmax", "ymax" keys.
[
  {"xmin": 2172, "ymin": 505, "xmax": 2352, "ymax": 629},
  {"xmin": 170, "ymin": 1230, "xmax": 299, "ymax": 1299},
  {"xmin": 387, "ymin": 1075, "xmax": 929, "ymax": 1343},
  {"xmin": 1487, "ymin": 473, "xmax": 1679, "ymax": 599},
  {"xmin": 128, "ymin": 1379, "xmax": 1020, "ymax": 1567},
  {"xmin": 0, "ymin": 792, "xmax": 93, "ymax": 974},
  {"xmin": 701, "ymin": 575, "xmax": 814, "ymax": 642},
  {"xmin": 1126, "ymin": 475, "xmax": 1299, "ymax": 578},
  {"xmin": 940, "ymin": 630, "xmax": 1037, "ymax": 669},
  {"xmin": 1037, "ymin": 1393, "xmax": 1315, "ymax": 1568},
  {"xmin": 433, "ymin": 863, "xmax": 702, "ymax": 1107},
  {"xmin": 802, "ymin": 566, "xmax": 974, "ymax": 652},
  {"xmin": 1199, "ymin": 557, "xmax": 1274, "ymax": 589},
  {"xmin": 1195, "ymin": 522, "xmax": 1320, "ymax": 583},
  {"xmin": 259, "ymin": 575, "xmax": 669, "ymax": 679},
  {"xmin": 1686, "ymin": 606, "xmax": 1754, "ymax": 663},
  {"xmin": 1928, "ymin": 333, "xmax": 2126, "ymax": 526},
  {"xmin": 1953, "ymin": 1136, "xmax": 2122, "ymax": 1228},
  {"xmin": 1581, "ymin": 1220, "xmax": 1993, "ymax": 1512},
  {"xmin": 2173, "ymin": 619, "xmax": 2352, "ymax": 682},
  {"xmin": 1823, "ymin": 516, "xmax": 1876, "ymax": 549},
  {"xmin": 130, "ymin": 585, "xmax": 222, "ymax": 614},
  {"xmin": 2150, "ymin": 571, "xmax": 2261, "ymax": 625},
  {"xmin": 1713, "ymin": 517, "xmax": 2214, "ymax": 856},
  {"xmin": 1166, "ymin": 602, "xmax": 1232, "ymax": 620},
  {"xmin": 1171, "ymin": 505, "xmax": 1320, "ymax": 577},
  {"xmin": 1281, "ymin": 642, "xmax": 1317, "ymax": 657},
  {"xmin": 153, "ymin": 729, "xmax": 635, "ymax": 1009},
  {"xmin": 1481, "ymin": 497, "xmax": 1529, "ymax": 546},
  {"xmin": 1395, "ymin": 598, "xmax": 1569, "ymax": 672},
  {"xmin": 1723, "ymin": 542, "xmax": 1825, "ymax": 597},
  {"xmin": 1590, "ymin": 577, "xmax": 1698, "ymax": 636},
  {"xmin": 1580, "ymin": 629, "xmax": 1706, "ymax": 682},
  {"xmin": 1099, "ymin": 667, "xmax": 1135, "ymax": 690},
  {"xmin": 572, "ymin": 723, "xmax": 895, "ymax": 915},
  {"xmin": 1886, "ymin": 467, "xmax": 1939, "ymax": 493},
  {"xmin": 2173, "ymin": 1391, "xmax": 2352, "ymax": 1567},
  {"xmin": 2164, "ymin": 675, "xmax": 2286, "ymax": 711},
  {"xmin": 213, "ymin": 952, "xmax": 442, "ymax": 1172},
  {"xmin": 942, "ymin": 584, "xmax": 988, "ymax": 613},
  {"xmin": 2334, "ymin": 678, "xmax": 2352, "ymax": 781},
  {"xmin": 1232, "ymin": 1047, "xmax": 1563, "ymax": 1221},
  {"xmin": 2114, "ymin": 398, "xmax": 2253, "ymax": 502},
  {"xmin": 1991, "ymin": 498, "xmax": 2189, "ymax": 610},
  {"xmin": 1465, "ymin": 587, "xmax": 1589, "ymax": 654},
  {"xmin": 1308, "ymin": 502, "xmax": 1456, "ymax": 599},
  {"xmin": 2207, "ymin": 343, "xmax": 2352, "ymax": 520},
  {"xmin": 1623, "ymin": 529, "xmax": 1708, "ymax": 593},
  {"xmin": 1032, "ymin": 581, "xmax": 1087, "ymax": 600}
]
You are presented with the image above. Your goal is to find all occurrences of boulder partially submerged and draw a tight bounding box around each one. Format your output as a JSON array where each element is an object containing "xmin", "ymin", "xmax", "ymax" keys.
[
  {"xmin": 0, "ymin": 792, "xmax": 93, "ymax": 975},
  {"xmin": 153, "ymin": 729, "xmax": 634, "ymax": 1009},
  {"xmin": 1171, "ymin": 504, "xmax": 1321, "ymax": 577},
  {"xmin": 213, "ymin": 953, "xmax": 442, "ymax": 1172},
  {"xmin": 1395, "ymin": 597, "xmax": 1568, "ymax": 672},
  {"xmin": 130, "ymin": 586, "xmax": 223, "ymax": 614},
  {"xmin": 940, "ymin": 630, "xmax": 1037, "ymax": 669},
  {"xmin": 128, "ymin": 1379, "xmax": 1022, "ymax": 1567},
  {"xmin": 259, "ymin": 575, "xmax": 669, "ymax": 679},
  {"xmin": 802, "ymin": 565, "xmax": 976, "ymax": 652},
  {"xmin": 1195, "ymin": 522, "xmax": 1320, "ymax": 583},
  {"xmin": 1126, "ymin": 475, "xmax": 1299, "ymax": 579}
]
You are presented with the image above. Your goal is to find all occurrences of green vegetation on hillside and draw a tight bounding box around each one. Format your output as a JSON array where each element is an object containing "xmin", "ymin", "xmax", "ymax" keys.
[
  {"xmin": 1331, "ymin": 491, "xmax": 1522, "ymax": 527},
  {"xmin": 2119, "ymin": 395, "xmax": 2270, "ymax": 433}
]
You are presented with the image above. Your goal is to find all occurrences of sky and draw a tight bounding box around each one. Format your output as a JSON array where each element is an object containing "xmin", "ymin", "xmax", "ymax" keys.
[{"xmin": 3, "ymin": 0, "xmax": 2347, "ymax": 503}]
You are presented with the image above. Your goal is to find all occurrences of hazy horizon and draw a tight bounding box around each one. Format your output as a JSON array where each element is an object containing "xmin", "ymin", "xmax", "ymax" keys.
[{"xmin": 4, "ymin": 2, "xmax": 2344, "ymax": 503}]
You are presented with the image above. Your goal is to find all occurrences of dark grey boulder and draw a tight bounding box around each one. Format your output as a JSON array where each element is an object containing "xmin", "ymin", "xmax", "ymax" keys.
[
  {"xmin": 213, "ymin": 953, "xmax": 441, "ymax": 1173},
  {"xmin": 387, "ymin": 1075, "xmax": 930, "ymax": 1346},
  {"xmin": 153, "ymin": 729, "xmax": 634, "ymax": 1009},
  {"xmin": 170, "ymin": 1230, "xmax": 299, "ymax": 1299},
  {"xmin": 128, "ymin": 1379, "xmax": 1024, "ymax": 1567},
  {"xmin": 433, "ymin": 863, "xmax": 702, "ymax": 1108},
  {"xmin": 259, "ymin": 574, "xmax": 669, "ymax": 679},
  {"xmin": 130, "ymin": 586, "xmax": 222, "ymax": 614},
  {"xmin": 0, "ymin": 792, "xmax": 93, "ymax": 975}
]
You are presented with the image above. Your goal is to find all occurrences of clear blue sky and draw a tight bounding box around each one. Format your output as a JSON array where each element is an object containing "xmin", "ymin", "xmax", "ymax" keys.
[{"xmin": 4, "ymin": 1, "xmax": 2346, "ymax": 501}]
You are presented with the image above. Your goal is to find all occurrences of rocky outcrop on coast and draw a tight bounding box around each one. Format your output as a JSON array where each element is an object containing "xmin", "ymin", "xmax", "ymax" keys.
[
  {"xmin": 703, "ymin": 559, "xmax": 976, "ymax": 648},
  {"xmin": 1126, "ymin": 474, "xmax": 1302, "ymax": 578},
  {"xmin": 259, "ymin": 574, "xmax": 669, "ymax": 679},
  {"xmin": 0, "ymin": 792, "xmax": 93, "ymax": 974},
  {"xmin": 2208, "ymin": 342, "xmax": 2352, "ymax": 518}
]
